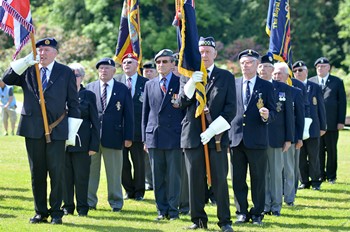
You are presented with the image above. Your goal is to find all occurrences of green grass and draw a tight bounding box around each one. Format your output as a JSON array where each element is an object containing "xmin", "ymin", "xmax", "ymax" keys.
[{"xmin": 0, "ymin": 131, "xmax": 349, "ymax": 232}]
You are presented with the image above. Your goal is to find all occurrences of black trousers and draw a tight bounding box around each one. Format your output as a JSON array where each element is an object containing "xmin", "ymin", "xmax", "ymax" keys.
[
  {"xmin": 299, "ymin": 137, "xmax": 321, "ymax": 187},
  {"xmin": 230, "ymin": 142, "xmax": 267, "ymax": 217},
  {"xmin": 184, "ymin": 146, "xmax": 232, "ymax": 228},
  {"xmin": 122, "ymin": 141, "xmax": 145, "ymax": 198},
  {"xmin": 25, "ymin": 137, "xmax": 65, "ymax": 218},
  {"xmin": 319, "ymin": 130, "xmax": 339, "ymax": 180},
  {"xmin": 63, "ymin": 151, "xmax": 91, "ymax": 215}
]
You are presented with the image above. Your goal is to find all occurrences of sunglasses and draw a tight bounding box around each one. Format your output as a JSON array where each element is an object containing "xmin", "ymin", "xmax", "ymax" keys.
[
  {"xmin": 156, "ymin": 60, "xmax": 170, "ymax": 64},
  {"xmin": 123, "ymin": 61, "xmax": 134, "ymax": 65},
  {"xmin": 293, "ymin": 68, "xmax": 304, "ymax": 73}
]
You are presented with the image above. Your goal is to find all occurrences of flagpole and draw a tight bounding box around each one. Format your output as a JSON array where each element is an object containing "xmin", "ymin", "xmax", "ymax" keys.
[
  {"xmin": 30, "ymin": 33, "xmax": 51, "ymax": 143},
  {"xmin": 201, "ymin": 112, "xmax": 211, "ymax": 186}
]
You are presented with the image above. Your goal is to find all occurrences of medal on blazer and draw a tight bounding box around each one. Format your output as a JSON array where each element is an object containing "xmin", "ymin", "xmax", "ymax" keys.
[
  {"xmin": 116, "ymin": 101, "xmax": 121, "ymax": 111},
  {"xmin": 313, "ymin": 96, "xmax": 317, "ymax": 105},
  {"xmin": 276, "ymin": 102, "xmax": 282, "ymax": 112},
  {"xmin": 171, "ymin": 93, "xmax": 180, "ymax": 108},
  {"xmin": 278, "ymin": 92, "xmax": 286, "ymax": 101},
  {"xmin": 256, "ymin": 93, "xmax": 264, "ymax": 109},
  {"xmin": 139, "ymin": 92, "xmax": 144, "ymax": 102}
]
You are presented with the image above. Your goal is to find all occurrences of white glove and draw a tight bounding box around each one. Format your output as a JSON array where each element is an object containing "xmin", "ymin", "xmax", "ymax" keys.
[
  {"xmin": 184, "ymin": 71, "xmax": 203, "ymax": 98},
  {"xmin": 200, "ymin": 116, "xmax": 230, "ymax": 145},
  {"xmin": 302, "ymin": 117, "xmax": 313, "ymax": 140},
  {"xmin": 66, "ymin": 117, "xmax": 83, "ymax": 146},
  {"xmin": 10, "ymin": 52, "xmax": 39, "ymax": 75}
]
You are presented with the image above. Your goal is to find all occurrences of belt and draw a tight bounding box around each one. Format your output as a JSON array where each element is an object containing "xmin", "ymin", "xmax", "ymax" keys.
[{"xmin": 48, "ymin": 111, "xmax": 67, "ymax": 134}]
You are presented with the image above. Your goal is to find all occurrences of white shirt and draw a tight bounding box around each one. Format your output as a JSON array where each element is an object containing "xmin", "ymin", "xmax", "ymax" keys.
[
  {"xmin": 206, "ymin": 64, "xmax": 214, "ymax": 79},
  {"xmin": 39, "ymin": 61, "xmax": 55, "ymax": 81},
  {"xmin": 318, "ymin": 73, "xmax": 329, "ymax": 86},
  {"xmin": 242, "ymin": 76, "xmax": 257, "ymax": 110},
  {"xmin": 99, "ymin": 78, "xmax": 114, "ymax": 106},
  {"xmin": 125, "ymin": 73, "xmax": 137, "ymax": 97}
]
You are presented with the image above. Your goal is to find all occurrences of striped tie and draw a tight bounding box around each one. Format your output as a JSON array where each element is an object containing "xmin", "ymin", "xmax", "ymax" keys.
[
  {"xmin": 245, "ymin": 80, "xmax": 251, "ymax": 106},
  {"xmin": 161, "ymin": 78, "xmax": 167, "ymax": 95},
  {"xmin": 101, "ymin": 83, "xmax": 108, "ymax": 111},
  {"xmin": 41, "ymin": 67, "xmax": 48, "ymax": 91},
  {"xmin": 127, "ymin": 77, "xmax": 132, "ymax": 91}
]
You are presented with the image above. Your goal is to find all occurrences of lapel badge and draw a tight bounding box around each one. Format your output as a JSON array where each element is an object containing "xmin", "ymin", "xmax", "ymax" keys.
[
  {"xmin": 256, "ymin": 93, "xmax": 264, "ymax": 110},
  {"xmin": 276, "ymin": 102, "xmax": 282, "ymax": 112},
  {"xmin": 116, "ymin": 101, "xmax": 121, "ymax": 111},
  {"xmin": 169, "ymin": 88, "xmax": 173, "ymax": 95},
  {"xmin": 313, "ymin": 96, "xmax": 317, "ymax": 105},
  {"xmin": 139, "ymin": 92, "xmax": 144, "ymax": 102},
  {"xmin": 278, "ymin": 92, "xmax": 286, "ymax": 101}
]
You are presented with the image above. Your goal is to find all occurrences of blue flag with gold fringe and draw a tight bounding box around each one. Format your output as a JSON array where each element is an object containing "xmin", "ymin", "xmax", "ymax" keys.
[
  {"xmin": 175, "ymin": 0, "xmax": 207, "ymax": 118},
  {"xmin": 266, "ymin": 0, "xmax": 293, "ymax": 77}
]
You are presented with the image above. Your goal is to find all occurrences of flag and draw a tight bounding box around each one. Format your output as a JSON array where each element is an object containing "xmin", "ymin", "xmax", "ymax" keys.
[
  {"xmin": 175, "ymin": 0, "xmax": 207, "ymax": 118},
  {"xmin": 114, "ymin": 0, "xmax": 142, "ymax": 70},
  {"xmin": 266, "ymin": 0, "xmax": 293, "ymax": 79},
  {"xmin": 0, "ymin": 0, "xmax": 34, "ymax": 59}
]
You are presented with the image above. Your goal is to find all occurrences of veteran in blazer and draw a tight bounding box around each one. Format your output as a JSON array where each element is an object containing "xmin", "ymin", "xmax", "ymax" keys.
[
  {"xmin": 180, "ymin": 37, "xmax": 236, "ymax": 232},
  {"xmin": 142, "ymin": 49, "xmax": 184, "ymax": 221},
  {"xmin": 309, "ymin": 57, "xmax": 347, "ymax": 184},
  {"xmin": 2, "ymin": 38, "xmax": 80, "ymax": 224},
  {"xmin": 229, "ymin": 49, "xmax": 276, "ymax": 226},
  {"xmin": 115, "ymin": 53, "xmax": 148, "ymax": 201},
  {"xmin": 86, "ymin": 58, "xmax": 134, "ymax": 212}
]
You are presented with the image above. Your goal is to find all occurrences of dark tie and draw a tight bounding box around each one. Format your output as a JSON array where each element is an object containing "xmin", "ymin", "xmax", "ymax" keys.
[
  {"xmin": 41, "ymin": 67, "xmax": 48, "ymax": 91},
  {"xmin": 321, "ymin": 78, "xmax": 325, "ymax": 89},
  {"xmin": 127, "ymin": 77, "xmax": 132, "ymax": 90},
  {"xmin": 207, "ymin": 69, "xmax": 211, "ymax": 82},
  {"xmin": 161, "ymin": 78, "xmax": 167, "ymax": 94},
  {"xmin": 245, "ymin": 80, "xmax": 251, "ymax": 106},
  {"xmin": 101, "ymin": 83, "xmax": 108, "ymax": 111}
]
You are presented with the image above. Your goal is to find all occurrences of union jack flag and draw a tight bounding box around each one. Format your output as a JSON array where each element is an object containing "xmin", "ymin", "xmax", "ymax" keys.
[{"xmin": 0, "ymin": 0, "xmax": 34, "ymax": 59}]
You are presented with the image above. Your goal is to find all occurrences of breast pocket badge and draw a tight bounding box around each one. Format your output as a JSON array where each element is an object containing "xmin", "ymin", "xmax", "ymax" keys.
[{"xmin": 116, "ymin": 101, "xmax": 121, "ymax": 111}]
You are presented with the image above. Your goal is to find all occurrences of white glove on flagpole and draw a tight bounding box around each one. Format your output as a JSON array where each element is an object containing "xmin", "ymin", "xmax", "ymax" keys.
[
  {"xmin": 66, "ymin": 117, "xmax": 83, "ymax": 146},
  {"xmin": 302, "ymin": 117, "xmax": 313, "ymax": 140},
  {"xmin": 184, "ymin": 71, "xmax": 203, "ymax": 98},
  {"xmin": 200, "ymin": 116, "xmax": 230, "ymax": 145},
  {"xmin": 10, "ymin": 52, "xmax": 40, "ymax": 75}
]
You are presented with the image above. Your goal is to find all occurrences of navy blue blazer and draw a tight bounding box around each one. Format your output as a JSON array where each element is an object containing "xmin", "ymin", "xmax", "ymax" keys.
[
  {"xmin": 305, "ymin": 81, "xmax": 327, "ymax": 138},
  {"xmin": 309, "ymin": 74, "xmax": 347, "ymax": 131},
  {"xmin": 86, "ymin": 79, "xmax": 134, "ymax": 150},
  {"xmin": 115, "ymin": 74, "xmax": 148, "ymax": 142},
  {"xmin": 67, "ymin": 86, "xmax": 100, "ymax": 153},
  {"xmin": 2, "ymin": 62, "xmax": 80, "ymax": 140},
  {"xmin": 292, "ymin": 78, "xmax": 310, "ymax": 118},
  {"xmin": 142, "ymin": 74, "xmax": 185, "ymax": 149},
  {"xmin": 229, "ymin": 76, "xmax": 276, "ymax": 149},
  {"xmin": 290, "ymin": 86, "xmax": 305, "ymax": 143},
  {"xmin": 267, "ymin": 80, "xmax": 294, "ymax": 148}
]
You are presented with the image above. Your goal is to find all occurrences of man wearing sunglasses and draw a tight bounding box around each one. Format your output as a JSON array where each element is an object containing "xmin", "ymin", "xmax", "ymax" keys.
[
  {"xmin": 309, "ymin": 57, "xmax": 347, "ymax": 184},
  {"xmin": 115, "ymin": 53, "xmax": 148, "ymax": 202},
  {"xmin": 292, "ymin": 61, "xmax": 326, "ymax": 191},
  {"xmin": 142, "ymin": 49, "xmax": 184, "ymax": 221}
]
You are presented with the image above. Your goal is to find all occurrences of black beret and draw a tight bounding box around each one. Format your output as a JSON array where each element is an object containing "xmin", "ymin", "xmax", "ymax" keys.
[
  {"xmin": 260, "ymin": 53, "xmax": 274, "ymax": 64},
  {"xmin": 198, "ymin": 36, "xmax": 216, "ymax": 48},
  {"xmin": 292, "ymin": 60, "xmax": 307, "ymax": 69},
  {"xmin": 238, "ymin": 49, "xmax": 260, "ymax": 60},
  {"xmin": 143, "ymin": 61, "xmax": 156, "ymax": 69},
  {"xmin": 154, "ymin": 49, "xmax": 174, "ymax": 61},
  {"xmin": 96, "ymin": 58, "xmax": 115, "ymax": 69},
  {"xmin": 35, "ymin": 37, "xmax": 58, "ymax": 49},
  {"xmin": 173, "ymin": 53, "xmax": 179, "ymax": 66},
  {"xmin": 314, "ymin": 57, "xmax": 329, "ymax": 67}
]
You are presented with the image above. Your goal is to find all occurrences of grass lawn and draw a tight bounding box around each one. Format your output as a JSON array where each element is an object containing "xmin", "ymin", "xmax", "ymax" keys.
[{"xmin": 0, "ymin": 130, "xmax": 349, "ymax": 232}]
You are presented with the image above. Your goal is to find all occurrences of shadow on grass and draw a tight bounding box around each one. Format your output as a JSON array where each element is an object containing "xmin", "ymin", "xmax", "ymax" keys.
[
  {"xmin": 0, "ymin": 214, "xmax": 16, "ymax": 219},
  {"xmin": 63, "ymin": 223, "xmax": 163, "ymax": 231},
  {"xmin": 0, "ymin": 194, "xmax": 33, "ymax": 202},
  {"xmin": 264, "ymin": 221, "xmax": 350, "ymax": 231},
  {"xmin": 0, "ymin": 187, "xmax": 29, "ymax": 192},
  {"xmin": 281, "ymin": 212, "xmax": 349, "ymax": 220}
]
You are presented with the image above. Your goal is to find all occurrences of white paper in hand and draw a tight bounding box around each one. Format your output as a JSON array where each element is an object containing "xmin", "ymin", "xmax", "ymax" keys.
[{"xmin": 66, "ymin": 117, "xmax": 83, "ymax": 146}]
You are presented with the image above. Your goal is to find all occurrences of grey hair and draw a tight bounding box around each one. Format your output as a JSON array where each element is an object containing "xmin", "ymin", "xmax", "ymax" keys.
[
  {"xmin": 69, "ymin": 63, "xmax": 85, "ymax": 77},
  {"xmin": 274, "ymin": 62, "xmax": 289, "ymax": 75}
]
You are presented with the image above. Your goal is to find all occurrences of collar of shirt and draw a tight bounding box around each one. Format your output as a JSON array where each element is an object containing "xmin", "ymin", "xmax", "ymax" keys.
[
  {"xmin": 125, "ymin": 73, "xmax": 138, "ymax": 87},
  {"xmin": 303, "ymin": 79, "xmax": 308, "ymax": 85},
  {"xmin": 206, "ymin": 64, "xmax": 215, "ymax": 77},
  {"xmin": 39, "ymin": 61, "xmax": 55, "ymax": 80},
  {"xmin": 158, "ymin": 72, "xmax": 172, "ymax": 89},
  {"xmin": 318, "ymin": 73, "xmax": 329, "ymax": 84},
  {"xmin": 243, "ymin": 75, "xmax": 257, "ymax": 86}
]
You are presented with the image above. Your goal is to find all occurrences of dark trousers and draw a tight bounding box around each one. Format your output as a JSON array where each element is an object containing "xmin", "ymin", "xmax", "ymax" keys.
[
  {"xmin": 179, "ymin": 153, "xmax": 189, "ymax": 213},
  {"xmin": 122, "ymin": 141, "xmax": 145, "ymax": 198},
  {"xmin": 299, "ymin": 137, "xmax": 321, "ymax": 187},
  {"xmin": 319, "ymin": 130, "xmax": 339, "ymax": 180},
  {"xmin": 149, "ymin": 148, "xmax": 182, "ymax": 218},
  {"xmin": 63, "ymin": 151, "xmax": 91, "ymax": 215},
  {"xmin": 184, "ymin": 146, "xmax": 232, "ymax": 228},
  {"xmin": 25, "ymin": 137, "xmax": 65, "ymax": 218},
  {"xmin": 230, "ymin": 142, "xmax": 267, "ymax": 217}
]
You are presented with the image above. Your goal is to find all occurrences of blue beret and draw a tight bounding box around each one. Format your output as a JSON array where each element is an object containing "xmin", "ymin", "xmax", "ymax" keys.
[
  {"xmin": 36, "ymin": 37, "xmax": 58, "ymax": 49},
  {"xmin": 260, "ymin": 53, "xmax": 274, "ymax": 64},
  {"xmin": 96, "ymin": 58, "xmax": 115, "ymax": 69},
  {"xmin": 238, "ymin": 49, "xmax": 260, "ymax": 60},
  {"xmin": 154, "ymin": 49, "xmax": 174, "ymax": 61},
  {"xmin": 198, "ymin": 36, "xmax": 216, "ymax": 48},
  {"xmin": 292, "ymin": 60, "xmax": 307, "ymax": 69},
  {"xmin": 314, "ymin": 57, "xmax": 329, "ymax": 67}
]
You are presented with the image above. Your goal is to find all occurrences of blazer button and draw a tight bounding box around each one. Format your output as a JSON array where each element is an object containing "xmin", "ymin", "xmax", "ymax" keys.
[
  {"xmin": 243, "ymin": 114, "xmax": 246, "ymax": 117},
  {"xmin": 243, "ymin": 123, "xmax": 246, "ymax": 126}
]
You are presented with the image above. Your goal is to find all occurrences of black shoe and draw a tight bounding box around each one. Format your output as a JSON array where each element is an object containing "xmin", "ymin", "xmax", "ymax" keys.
[
  {"xmin": 251, "ymin": 215, "xmax": 263, "ymax": 225},
  {"xmin": 145, "ymin": 183, "xmax": 153, "ymax": 191},
  {"xmin": 124, "ymin": 194, "xmax": 134, "ymax": 200},
  {"xmin": 135, "ymin": 196, "xmax": 144, "ymax": 201},
  {"xmin": 169, "ymin": 216, "xmax": 179, "ymax": 221},
  {"xmin": 78, "ymin": 213, "xmax": 87, "ymax": 217},
  {"xmin": 221, "ymin": 224, "xmax": 234, "ymax": 232},
  {"xmin": 63, "ymin": 208, "xmax": 73, "ymax": 216},
  {"xmin": 29, "ymin": 214, "xmax": 48, "ymax": 224},
  {"xmin": 312, "ymin": 186, "xmax": 321, "ymax": 190},
  {"xmin": 155, "ymin": 214, "xmax": 167, "ymax": 221},
  {"xmin": 272, "ymin": 211, "xmax": 281, "ymax": 216},
  {"xmin": 263, "ymin": 210, "xmax": 271, "ymax": 215},
  {"xmin": 328, "ymin": 179, "xmax": 336, "ymax": 184},
  {"xmin": 51, "ymin": 218, "xmax": 63, "ymax": 225},
  {"xmin": 286, "ymin": 202, "xmax": 294, "ymax": 207},
  {"xmin": 186, "ymin": 223, "xmax": 208, "ymax": 230},
  {"xmin": 298, "ymin": 183, "xmax": 310, "ymax": 189},
  {"xmin": 235, "ymin": 214, "xmax": 249, "ymax": 224},
  {"xmin": 112, "ymin": 208, "xmax": 121, "ymax": 212}
]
